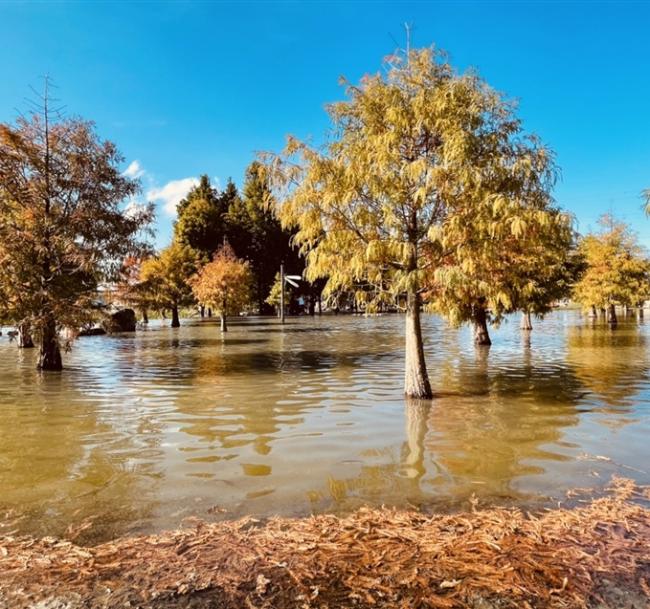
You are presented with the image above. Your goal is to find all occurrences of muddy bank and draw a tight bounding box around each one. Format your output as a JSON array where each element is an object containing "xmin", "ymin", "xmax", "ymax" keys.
[{"xmin": 0, "ymin": 477, "xmax": 648, "ymax": 609}]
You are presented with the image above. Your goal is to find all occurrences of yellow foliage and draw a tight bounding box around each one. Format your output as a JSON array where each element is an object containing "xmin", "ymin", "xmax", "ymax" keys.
[
  {"xmin": 190, "ymin": 243, "xmax": 252, "ymax": 316},
  {"xmin": 573, "ymin": 215, "xmax": 650, "ymax": 310},
  {"xmin": 263, "ymin": 46, "xmax": 564, "ymax": 323}
]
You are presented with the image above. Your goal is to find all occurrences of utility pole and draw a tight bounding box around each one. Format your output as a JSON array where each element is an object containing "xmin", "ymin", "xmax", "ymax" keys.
[{"xmin": 280, "ymin": 263, "xmax": 285, "ymax": 324}]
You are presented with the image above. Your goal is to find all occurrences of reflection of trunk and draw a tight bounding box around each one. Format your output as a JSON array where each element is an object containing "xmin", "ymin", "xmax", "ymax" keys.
[
  {"xmin": 257, "ymin": 277, "xmax": 263, "ymax": 315},
  {"xmin": 220, "ymin": 298, "xmax": 228, "ymax": 332},
  {"xmin": 403, "ymin": 399, "xmax": 430, "ymax": 479},
  {"xmin": 38, "ymin": 317, "xmax": 62, "ymax": 371},
  {"xmin": 199, "ymin": 305, "xmax": 205, "ymax": 318},
  {"xmin": 588, "ymin": 305, "xmax": 597, "ymax": 319},
  {"xmin": 472, "ymin": 299, "xmax": 492, "ymax": 346},
  {"xmin": 474, "ymin": 343, "xmax": 491, "ymax": 394},
  {"xmin": 18, "ymin": 323, "xmax": 34, "ymax": 348},
  {"xmin": 404, "ymin": 289, "xmax": 432, "ymax": 399},
  {"xmin": 520, "ymin": 310, "xmax": 532, "ymax": 331},
  {"xmin": 607, "ymin": 304, "xmax": 617, "ymax": 325},
  {"xmin": 171, "ymin": 305, "xmax": 180, "ymax": 328}
]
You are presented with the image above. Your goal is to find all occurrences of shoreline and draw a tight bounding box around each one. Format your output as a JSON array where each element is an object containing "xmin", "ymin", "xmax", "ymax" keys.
[{"xmin": 1, "ymin": 477, "xmax": 648, "ymax": 609}]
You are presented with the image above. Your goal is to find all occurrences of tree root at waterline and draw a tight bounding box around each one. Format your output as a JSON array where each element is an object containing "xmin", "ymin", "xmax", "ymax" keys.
[{"xmin": 0, "ymin": 477, "xmax": 649, "ymax": 609}]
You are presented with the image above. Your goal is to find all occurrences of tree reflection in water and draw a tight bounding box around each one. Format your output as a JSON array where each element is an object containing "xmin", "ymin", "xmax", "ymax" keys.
[{"xmin": 1, "ymin": 312, "xmax": 649, "ymax": 542}]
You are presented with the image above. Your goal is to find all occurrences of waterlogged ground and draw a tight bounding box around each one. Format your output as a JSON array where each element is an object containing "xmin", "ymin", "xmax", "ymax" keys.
[{"xmin": 0, "ymin": 311, "xmax": 649, "ymax": 542}]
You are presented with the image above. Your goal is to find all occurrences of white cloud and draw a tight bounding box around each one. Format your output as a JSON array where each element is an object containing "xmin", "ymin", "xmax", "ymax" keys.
[
  {"xmin": 147, "ymin": 177, "xmax": 199, "ymax": 216},
  {"xmin": 123, "ymin": 160, "xmax": 145, "ymax": 179},
  {"xmin": 123, "ymin": 199, "xmax": 148, "ymax": 219}
]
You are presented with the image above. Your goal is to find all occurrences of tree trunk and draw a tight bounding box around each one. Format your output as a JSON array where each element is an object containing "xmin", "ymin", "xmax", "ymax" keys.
[
  {"xmin": 171, "ymin": 305, "xmax": 180, "ymax": 328},
  {"xmin": 637, "ymin": 307, "xmax": 644, "ymax": 321},
  {"xmin": 588, "ymin": 305, "xmax": 597, "ymax": 319},
  {"xmin": 199, "ymin": 305, "xmax": 205, "ymax": 318},
  {"xmin": 18, "ymin": 323, "xmax": 34, "ymax": 348},
  {"xmin": 607, "ymin": 303, "xmax": 617, "ymax": 325},
  {"xmin": 520, "ymin": 310, "xmax": 532, "ymax": 331},
  {"xmin": 317, "ymin": 295, "xmax": 322, "ymax": 315},
  {"xmin": 207, "ymin": 308, "xmax": 212, "ymax": 318},
  {"xmin": 141, "ymin": 308, "xmax": 149, "ymax": 324},
  {"xmin": 220, "ymin": 313, "xmax": 228, "ymax": 332},
  {"xmin": 472, "ymin": 300, "xmax": 492, "ymax": 346},
  {"xmin": 38, "ymin": 317, "xmax": 62, "ymax": 371},
  {"xmin": 404, "ymin": 290, "xmax": 432, "ymax": 399}
]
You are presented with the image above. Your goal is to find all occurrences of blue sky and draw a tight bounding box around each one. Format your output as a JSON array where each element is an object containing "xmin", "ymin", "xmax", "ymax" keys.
[{"xmin": 1, "ymin": 1, "xmax": 649, "ymax": 247}]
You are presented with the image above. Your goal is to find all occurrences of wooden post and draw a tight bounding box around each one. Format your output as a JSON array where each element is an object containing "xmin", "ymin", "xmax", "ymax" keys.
[{"xmin": 280, "ymin": 263, "xmax": 285, "ymax": 324}]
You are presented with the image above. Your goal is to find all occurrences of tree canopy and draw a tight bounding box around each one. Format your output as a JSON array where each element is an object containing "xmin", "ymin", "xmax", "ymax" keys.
[
  {"xmin": 190, "ymin": 243, "xmax": 252, "ymax": 331},
  {"xmin": 427, "ymin": 205, "xmax": 575, "ymax": 343},
  {"xmin": 264, "ymin": 47, "xmax": 561, "ymax": 397},
  {"xmin": 0, "ymin": 95, "xmax": 152, "ymax": 369},
  {"xmin": 573, "ymin": 214, "xmax": 650, "ymax": 322},
  {"xmin": 139, "ymin": 242, "xmax": 199, "ymax": 327},
  {"xmin": 174, "ymin": 175, "xmax": 230, "ymax": 259}
]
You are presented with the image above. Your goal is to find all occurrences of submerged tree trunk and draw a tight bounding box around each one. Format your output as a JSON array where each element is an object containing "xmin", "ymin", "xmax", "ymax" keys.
[
  {"xmin": 520, "ymin": 310, "xmax": 532, "ymax": 331},
  {"xmin": 472, "ymin": 299, "xmax": 492, "ymax": 346},
  {"xmin": 199, "ymin": 305, "xmax": 205, "ymax": 318},
  {"xmin": 18, "ymin": 323, "xmax": 34, "ymax": 348},
  {"xmin": 171, "ymin": 305, "xmax": 180, "ymax": 328},
  {"xmin": 404, "ymin": 290, "xmax": 432, "ymax": 399},
  {"xmin": 637, "ymin": 307, "xmax": 644, "ymax": 321},
  {"xmin": 38, "ymin": 317, "xmax": 62, "ymax": 371},
  {"xmin": 141, "ymin": 308, "xmax": 149, "ymax": 324},
  {"xmin": 607, "ymin": 303, "xmax": 617, "ymax": 325},
  {"xmin": 207, "ymin": 308, "xmax": 212, "ymax": 318}
]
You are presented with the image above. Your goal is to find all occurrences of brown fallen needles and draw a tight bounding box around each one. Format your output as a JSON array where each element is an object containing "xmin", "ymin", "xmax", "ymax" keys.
[{"xmin": 0, "ymin": 477, "xmax": 648, "ymax": 609}]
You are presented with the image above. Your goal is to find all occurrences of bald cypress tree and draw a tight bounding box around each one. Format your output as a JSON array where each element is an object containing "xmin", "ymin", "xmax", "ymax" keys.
[
  {"xmin": 265, "ymin": 48, "xmax": 558, "ymax": 398},
  {"xmin": 0, "ymin": 89, "xmax": 152, "ymax": 370}
]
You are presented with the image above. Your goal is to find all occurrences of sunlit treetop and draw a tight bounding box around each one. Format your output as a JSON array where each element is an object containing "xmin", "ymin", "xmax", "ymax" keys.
[
  {"xmin": 264, "ymin": 47, "xmax": 558, "ymax": 310},
  {"xmin": 573, "ymin": 214, "xmax": 650, "ymax": 310},
  {"xmin": 190, "ymin": 243, "xmax": 252, "ymax": 323}
]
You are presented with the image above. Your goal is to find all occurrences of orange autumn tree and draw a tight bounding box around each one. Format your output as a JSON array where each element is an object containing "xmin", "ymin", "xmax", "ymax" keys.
[{"xmin": 190, "ymin": 244, "xmax": 252, "ymax": 332}]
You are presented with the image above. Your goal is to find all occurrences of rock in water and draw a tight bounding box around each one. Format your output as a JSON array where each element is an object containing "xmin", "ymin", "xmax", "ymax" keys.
[
  {"xmin": 78, "ymin": 327, "xmax": 107, "ymax": 337},
  {"xmin": 103, "ymin": 309, "xmax": 137, "ymax": 333}
]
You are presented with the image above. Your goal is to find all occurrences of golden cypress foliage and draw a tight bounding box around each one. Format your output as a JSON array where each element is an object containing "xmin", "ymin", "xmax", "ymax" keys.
[
  {"xmin": 573, "ymin": 214, "xmax": 650, "ymax": 314},
  {"xmin": 139, "ymin": 242, "xmax": 199, "ymax": 326},
  {"xmin": 190, "ymin": 244, "xmax": 252, "ymax": 330},
  {"xmin": 264, "ymin": 47, "xmax": 564, "ymax": 395},
  {"xmin": 0, "ymin": 104, "xmax": 152, "ymax": 369}
]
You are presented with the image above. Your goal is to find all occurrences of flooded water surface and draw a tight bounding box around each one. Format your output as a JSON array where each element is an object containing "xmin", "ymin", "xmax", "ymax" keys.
[{"xmin": 1, "ymin": 311, "xmax": 649, "ymax": 542}]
